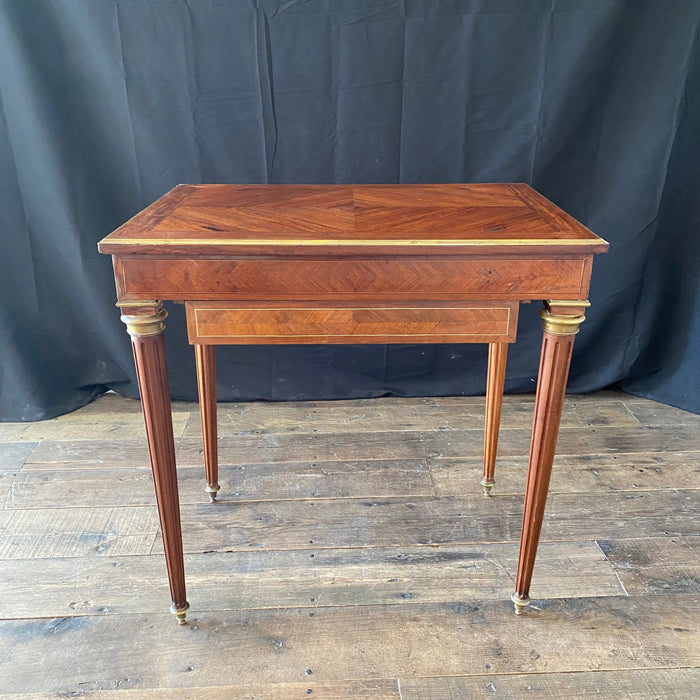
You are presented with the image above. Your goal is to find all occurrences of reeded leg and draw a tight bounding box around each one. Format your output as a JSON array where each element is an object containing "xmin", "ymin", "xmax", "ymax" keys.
[
  {"xmin": 118, "ymin": 301, "xmax": 189, "ymax": 625},
  {"xmin": 513, "ymin": 300, "xmax": 589, "ymax": 614},
  {"xmin": 195, "ymin": 344, "xmax": 219, "ymax": 502},
  {"xmin": 482, "ymin": 342, "xmax": 508, "ymax": 495}
]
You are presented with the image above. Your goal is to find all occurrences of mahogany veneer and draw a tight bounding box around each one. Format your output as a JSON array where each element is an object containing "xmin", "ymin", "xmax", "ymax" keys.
[
  {"xmin": 99, "ymin": 183, "xmax": 608, "ymax": 623},
  {"xmin": 185, "ymin": 301, "xmax": 518, "ymax": 345}
]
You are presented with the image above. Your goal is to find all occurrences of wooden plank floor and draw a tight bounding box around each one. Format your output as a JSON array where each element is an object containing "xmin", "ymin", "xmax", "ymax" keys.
[{"xmin": 0, "ymin": 390, "xmax": 698, "ymax": 698}]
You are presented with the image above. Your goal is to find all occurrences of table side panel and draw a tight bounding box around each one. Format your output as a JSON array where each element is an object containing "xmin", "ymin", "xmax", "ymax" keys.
[
  {"xmin": 115, "ymin": 256, "xmax": 593, "ymax": 301},
  {"xmin": 185, "ymin": 301, "xmax": 519, "ymax": 345}
]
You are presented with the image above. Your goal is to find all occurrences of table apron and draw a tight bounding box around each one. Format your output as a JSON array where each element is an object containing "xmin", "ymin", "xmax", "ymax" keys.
[{"xmin": 114, "ymin": 256, "xmax": 592, "ymax": 301}]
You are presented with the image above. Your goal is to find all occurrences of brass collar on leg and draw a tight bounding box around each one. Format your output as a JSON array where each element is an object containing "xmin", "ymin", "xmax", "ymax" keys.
[
  {"xmin": 511, "ymin": 592, "xmax": 530, "ymax": 615},
  {"xmin": 170, "ymin": 601, "xmax": 190, "ymax": 625},
  {"xmin": 120, "ymin": 308, "xmax": 168, "ymax": 338},
  {"xmin": 480, "ymin": 478, "xmax": 495, "ymax": 496},
  {"xmin": 540, "ymin": 309, "xmax": 586, "ymax": 336},
  {"xmin": 205, "ymin": 483, "xmax": 221, "ymax": 503},
  {"xmin": 540, "ymin": 300, "xmax": 590, "ymax": 336}
]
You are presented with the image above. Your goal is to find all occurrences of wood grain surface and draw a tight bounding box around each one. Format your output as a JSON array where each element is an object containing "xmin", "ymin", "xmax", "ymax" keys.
[
  {"xmin": 194, "ymin": 343, "xmax": 219, "ymax": 498},
  {"xmin": 2, "ymin": 681, "xmax": 400, "ymax": 700},
  {"xmin": 515, "ymin": 322, "xmax": 577, "ymax": 602},
  {"xmin": 0, "ymin": 597, "xmax": 697, "ymax": 694},
  {"xmin": 98, "ymin": 183, "xmax": 608, "ymax": 257},
  {"xmin": 483, "ymin": 342, "xmax": 508, "ymax": 488},
  {"xmin": 186, "ymin": 301, "xmax": 518, "ymax": 344},
  {"xmin": 128, "ymin": 316, "xmax": 188, "ymax": 615},
  {"xmin": 115, "ymin": 256, "xmax": 592, "ymax": 301},
  {"xmin": 399, "ymin": 669, "xmax": 700, "ymax": 699}
]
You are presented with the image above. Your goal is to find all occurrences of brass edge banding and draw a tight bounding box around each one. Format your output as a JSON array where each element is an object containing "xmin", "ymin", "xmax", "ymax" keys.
[
  {"xmin": 103, "ymin": 237, "xmax": 608, "ymax": 248},
  {"xmin": 121, "ymin": 308, "xmax": 168, "ymax": 337},
  {"xmin": 196, "ymin": 332, "xmax": 511, "ymax": 339},
  {"xmin": 195, "ymin": 306, "xmax": 512, "ymax": 311},
  {"xmin": 115, "ymin": 300, "xmax": 160, "ymax": 308},
  {"xmin": 545, "ymin": 299, "xmax": 591, "ymax": 309}
]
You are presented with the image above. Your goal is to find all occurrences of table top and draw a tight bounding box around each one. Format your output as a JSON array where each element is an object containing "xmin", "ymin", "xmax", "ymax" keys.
[{"xmin": 98, "ymin": 184, "xmax": 608, "ymax": 258}]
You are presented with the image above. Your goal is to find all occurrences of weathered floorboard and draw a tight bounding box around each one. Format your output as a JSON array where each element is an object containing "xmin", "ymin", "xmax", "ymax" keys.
[
  {"xmin": 25, "ymin": 432, "xmax": 430, "ymax": 468},
  {"xmin": 399, "ymin": 668, "xmax": 700, "ymax": 699},
  {"xmin": 597, "ymin": 536, "xmax": 700, "ymax": 595},
  {"xmin": 0, "ymin": 596, "xmax": 696, "ymax": 695},
  {"xmin": 150, "ymin": 490, "xmax": 699, "ymax": 554},
  {"xmin": 0, "ymin": 542, "xmax": 622, "ymax": 619},
  {"xmin": 429, "ymin": 451, "xmax": 700, "ymax": 496},
  {"xmin": 8, "ymin": 450, "xmax": 696, "ymax": 513},
  {"xmin": 623, "ymin": 399, "xmax": 700, "ymax": 427},
  {"xmin": 2, "ymin": 680, "xmax": 400, "ymax": 700},
  {"xmin": 24, "ymin": 423, "xmax": 700, "ymax": 472},
  {"xmin": 183, "ymin": 396, "xmax": 639, "ymax": 437},
  {"xmin": 0, "ymin": 443, "xmax": 36, "ymax": 469},
  {"xmin": 428, "ymin": 424, "xmax": 700, "ymax": 459},
  {"xmin": 0, "ymin": 412, "xmax": 190, "ymax": 442},
  {"xmin": 0, "ymin": 507, "xmax": 158, "ymax": 559},
  {"xmin": 1, "ymin": 490, "xmax": 697, "ymax": 560},
  {"xmin": 2, "ymin": 459, "xmax": 434, "ymax": 509}
]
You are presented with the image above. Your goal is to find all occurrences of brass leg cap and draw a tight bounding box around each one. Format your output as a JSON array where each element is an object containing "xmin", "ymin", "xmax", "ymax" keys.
[
  {"xmin": 205, "ymin": 483, "xmax": 221, "ymax": 503},
  {"xmin": 170, "ymin": 602, "xmax": 190, "ymax": 625},
  {"xmin": 511, "ymin": 592, "xmax": 530, "ymax": 616},
  {"xmin": 480, "ymin": 478, "xmax": 495, "ymax": 496}
]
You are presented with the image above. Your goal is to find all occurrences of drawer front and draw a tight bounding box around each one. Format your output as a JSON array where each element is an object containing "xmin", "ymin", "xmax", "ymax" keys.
[
  {"xmin": 186, "ymin": 301, "xmax": 519, "ymax": 345},
  {"xmin": 116, "ymin": 257, "xmax": 591, "ymax": 301}
]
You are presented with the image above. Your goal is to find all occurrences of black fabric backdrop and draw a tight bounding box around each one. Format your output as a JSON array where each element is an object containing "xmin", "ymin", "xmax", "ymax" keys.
[{"xmin": 1, "ymin": 0, "xmax": 698, "ymax": 421}]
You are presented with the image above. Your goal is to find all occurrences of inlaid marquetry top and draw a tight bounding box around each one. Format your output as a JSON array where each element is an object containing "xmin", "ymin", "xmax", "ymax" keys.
[{"xmin": 98, "ymin": 184, "xmax": 608, "ymax": 257}]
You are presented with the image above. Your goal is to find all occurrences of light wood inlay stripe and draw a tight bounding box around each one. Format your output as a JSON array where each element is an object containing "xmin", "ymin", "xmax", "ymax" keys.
[{"xmin": 186, "ymin": 304, "xmax": 518, "ymax": 345}]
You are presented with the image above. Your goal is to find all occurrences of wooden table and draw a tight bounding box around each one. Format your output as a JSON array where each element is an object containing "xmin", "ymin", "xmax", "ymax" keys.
[{"xmin": 98, "ymin": 184, "xmax": 608, "ymax": 624}]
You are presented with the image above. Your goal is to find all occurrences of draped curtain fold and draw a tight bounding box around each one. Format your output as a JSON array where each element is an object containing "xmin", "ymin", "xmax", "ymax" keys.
[{"xmin": 1, "ymin": 0, "xmax": 698, "ymax": 421}]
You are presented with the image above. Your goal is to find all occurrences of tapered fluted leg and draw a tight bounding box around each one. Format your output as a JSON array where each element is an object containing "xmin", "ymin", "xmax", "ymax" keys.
[
  {"xmin": 482, "ymin": 342, "xmax": 508, "ymax": 495},
  {"xmin": 195, "ymin": 344, "xmax": 219, "ymax": 502},
  {"xmin": 513, "ymin": 300, "xmax": 589, "ymax": 614},
  {"xmin": 119, "ymin": 301, "xmax": 189, "ymax": 625}
]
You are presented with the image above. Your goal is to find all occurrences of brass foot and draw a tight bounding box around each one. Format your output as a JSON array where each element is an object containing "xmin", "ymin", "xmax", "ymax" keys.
[
  {"xmin": 511, "ymin": 592, "xmax": 530, "ymax": 615},
  {"xmin": 480, "ymin": 478, "xmax": 495, "ymax": 496},
  {"xmin": 170, "ymin": 601, "xmax": 190, "ymax": 625},
  {"xmin": 205, "ymin": 483, "xmax": 221, "ymax": 503}
]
